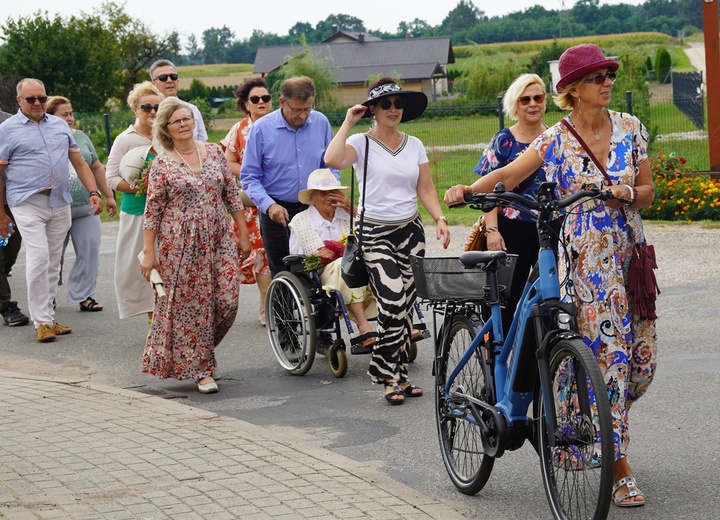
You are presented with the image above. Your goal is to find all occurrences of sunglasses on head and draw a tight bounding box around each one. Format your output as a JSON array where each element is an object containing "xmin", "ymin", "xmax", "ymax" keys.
[
  {"xmin": 139, "ymin": 104, "xmax": 159, "ymax": 113},
  {"xmin": 583, "ymin": 72, "xmax": 617, "ymax": 85},
  {"xmin": 22, "ymin": 96, "xmax": 48, "ymax": 104},
  {"xmin": 154, "ymin": 73, "xmax": 178, "ymax": 82},
  {"xmin": 249, "ymin": 95, "xmax": 272, "ymax": 104},
  {"xmin": 518, "ymin": 94, "xmax": 546, "ymax": 106},
  {"xmin": 378, "ymin": 98, "xmax": 406, "ymax": 110}
]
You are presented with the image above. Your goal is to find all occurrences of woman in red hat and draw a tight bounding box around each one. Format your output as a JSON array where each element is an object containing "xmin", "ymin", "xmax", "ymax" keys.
[{"xmin": 445, "ymin": 43, "xmax": 656, "ymax": 508}]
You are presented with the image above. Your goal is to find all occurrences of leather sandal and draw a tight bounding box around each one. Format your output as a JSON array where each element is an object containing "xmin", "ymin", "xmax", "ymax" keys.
[
  {"xmin": 79, "ymin": 297, "xmax": 103, "ymax": 312},
  {"xmin": 383, "ymin": 381, "xmax": 404, "ymax": 405},
  {"xmin": 400, "ymin": 382, "xmax": 423, "ymax": 397},
  {"xmin": 612, "ymin": 476, "xmax": 645, "ymax": 507}
]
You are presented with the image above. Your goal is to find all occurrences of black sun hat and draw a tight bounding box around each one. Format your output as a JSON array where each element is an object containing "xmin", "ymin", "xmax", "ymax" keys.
[{"xmin": 361, "ymin": 82, "xmax": 428, "ymax": 123}]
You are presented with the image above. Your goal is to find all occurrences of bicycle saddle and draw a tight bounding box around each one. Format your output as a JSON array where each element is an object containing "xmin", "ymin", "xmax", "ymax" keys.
[{"xmin": 458, "ymin": 250, "xmax": 508, "ymax": 269}]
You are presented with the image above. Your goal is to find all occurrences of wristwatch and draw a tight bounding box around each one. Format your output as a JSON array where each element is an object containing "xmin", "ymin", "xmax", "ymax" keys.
[{"xmin": 435, "ymin": 215, "xmax": 447, "ymax": 223}]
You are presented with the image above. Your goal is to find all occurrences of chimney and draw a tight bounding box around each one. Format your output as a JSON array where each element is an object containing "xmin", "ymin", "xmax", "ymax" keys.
[
  {"xmin": 358, "ymin": 33, "xmax": 365, "ymax": 43},
  {"xmin": 332, "ymin": 25, "xmax": 339, "ymax": 34}
]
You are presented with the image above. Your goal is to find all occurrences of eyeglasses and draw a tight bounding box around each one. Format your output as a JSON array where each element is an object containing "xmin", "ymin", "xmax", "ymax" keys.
[
  {"xmin": 249, "ymin": 95, "xmax": 272, "ymax": 104},
  {"xmin": 167, "ymin": 117, "xmax": 193, "ymax": 126},
  {"xmin": 154, "ymin": 73, "xmax": 179, "ymax": 82},
  {"xmin": 518, "ymin": 94, "xmax": 546, "ymax": 106},
  {"xmin": 583, "ymin": 72, "xmax": 617, "ymax": 85},
  {"xmin": 378, "ymin": 98, "xmax": 406, "ymax": 110},
  {"xmin": 283, "ymin": 100, "xmax": 314, "ymax": 115},
  {"xmin": 21, "ymin": 96, "xmax": 48, "ymax": 104},
  {"xmin": 139, "ymin": 104, "xmax": 160, "ymax": 113}
]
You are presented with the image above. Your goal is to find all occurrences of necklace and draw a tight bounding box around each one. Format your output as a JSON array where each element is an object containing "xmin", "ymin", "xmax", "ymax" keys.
[
  {"xmin": 516, "ymin": 124, "xmax": 547, "ymax": 141},
  {"xmin": 174, "ymin": 143, "xmax": 202, "ymax": 175},
  {"xmin": 575, "ymin": 113, "xmax": 602, "ymax": 142}
]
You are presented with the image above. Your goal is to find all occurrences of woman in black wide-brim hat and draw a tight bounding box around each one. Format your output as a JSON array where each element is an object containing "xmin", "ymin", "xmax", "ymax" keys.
[
  {"xmin": 445, "ymin": 43, "xmax": 657, "ymax": 508},
  {"xmin": 325, "ymin": 77, "xmax": 450, "ymax": 406}
]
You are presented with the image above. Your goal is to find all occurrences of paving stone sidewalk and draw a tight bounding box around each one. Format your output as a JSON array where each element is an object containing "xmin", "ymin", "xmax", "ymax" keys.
[{"xmin": 0, "ymin": 371, "xmax": 464, "ymax": 520}]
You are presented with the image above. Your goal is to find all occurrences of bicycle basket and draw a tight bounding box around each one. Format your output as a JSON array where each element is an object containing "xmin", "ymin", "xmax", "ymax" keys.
[{"xmin": 411, "ymin": 255, "xmax": 518, "ymax": 303}]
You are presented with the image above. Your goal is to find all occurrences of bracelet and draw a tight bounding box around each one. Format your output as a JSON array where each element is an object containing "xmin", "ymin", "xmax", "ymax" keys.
[
  {"xmin": 88, "ymin": 190, "xmax": 101, "ymax": 198},
  {"xmin": 631, "ymin": 187, "xmax": 639, "ymax": 207},
  {"xmin": 435, "ymin": 215, "xmax": 447, "ymax": 223},
  {"xmin": 626, "ymin": 185, "xmax": 634, "ymax": 203},
  {"xmin": 484, "ymin": 226, "xmax": 498, "ymax": 236}
]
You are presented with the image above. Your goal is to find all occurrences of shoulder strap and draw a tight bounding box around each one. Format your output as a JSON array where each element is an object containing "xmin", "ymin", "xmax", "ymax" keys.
[{"xmin": 349, "ymin": 136, "xmax": 369, "ymax": 245}]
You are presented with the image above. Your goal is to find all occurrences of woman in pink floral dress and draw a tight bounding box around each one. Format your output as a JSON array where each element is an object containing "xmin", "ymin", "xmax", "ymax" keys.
[
  {"xmin": 221, "ymin": 78, "xmax": 272, "ymax": 325},
  {"xmin": 140, "ymin": 98, "xmax": 252, "ymax": 394}
]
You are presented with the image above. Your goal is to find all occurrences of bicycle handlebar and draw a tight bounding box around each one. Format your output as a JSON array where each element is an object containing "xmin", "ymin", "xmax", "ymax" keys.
[{"xmin": 448, "ymin": 183, "xmax": 628, "ymax": 212}]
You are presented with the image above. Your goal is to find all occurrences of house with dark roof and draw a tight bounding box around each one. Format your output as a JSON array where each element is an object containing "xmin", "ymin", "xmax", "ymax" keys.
[{"xmin": 253, "ymin": 28, "xmax": 454, "ymax": 106}]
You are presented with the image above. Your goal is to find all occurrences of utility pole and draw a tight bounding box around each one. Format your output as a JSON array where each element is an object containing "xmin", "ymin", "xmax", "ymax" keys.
[{"xmin": 703, "ymin": 0, "xmax": 720, "ymax": 177}]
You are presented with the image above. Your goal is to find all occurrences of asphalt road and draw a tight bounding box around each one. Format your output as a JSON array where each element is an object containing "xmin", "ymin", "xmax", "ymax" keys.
[{"xmin": 1, "ymin": 221, "xmax": 719, "ymax": 519}]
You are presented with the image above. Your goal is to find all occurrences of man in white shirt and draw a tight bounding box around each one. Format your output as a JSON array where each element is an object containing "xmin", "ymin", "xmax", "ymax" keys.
[{"xmin": 149, "ymin": 59, "xmax": 208, "ymax": 141}]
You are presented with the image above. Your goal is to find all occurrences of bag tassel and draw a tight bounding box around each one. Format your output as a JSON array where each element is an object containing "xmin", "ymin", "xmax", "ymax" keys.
[{"xmin": 629, "ymin": 243, "xmax": 660, "ymax": 321}]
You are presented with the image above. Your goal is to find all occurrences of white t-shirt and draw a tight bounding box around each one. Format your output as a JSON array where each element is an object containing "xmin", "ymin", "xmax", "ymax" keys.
[{"xmin": 347, "ymin": 132, "xmax": 428, "ymax": 222}]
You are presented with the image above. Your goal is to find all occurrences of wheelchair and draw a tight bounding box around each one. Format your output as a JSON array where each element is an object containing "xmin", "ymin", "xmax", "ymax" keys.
[{"xmin": 265, "ymin": 255, "xmax": 429, "ymax": 378}]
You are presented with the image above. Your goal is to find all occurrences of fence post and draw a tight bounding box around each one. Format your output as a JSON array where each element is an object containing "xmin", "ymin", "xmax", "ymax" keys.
[
  {"xmin": 625, "ymin": 91, "xmax": 633, "ymax": 116},
  {"xmin": 497, "ymin": 95, "xmax": 504, "ymax": 132},
  {"xmin": 103, "ymin": 114, "xmax": 112, "ymax": 157}
]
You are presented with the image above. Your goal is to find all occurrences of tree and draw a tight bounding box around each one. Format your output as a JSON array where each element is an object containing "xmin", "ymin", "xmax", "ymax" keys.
[
  {"xmin": 439, "ymin": 1, "xmax": 484, "ymax": 35},
  {"xmin": 274, "ymin": 45, "xmax": 339, "ymax": 111},
  {"xmin": 97, "ymin": 2, "xmax": 180, "ymax": 103},
  {"xmin": 185, "ymin": 34, "xmax": 203, "ymax": 65},
  {"xmin": 655, "ymin": 47, "xmax": 672, "ymax": 84},
  {"xmin": 0, "ymin": 11, "xmax": 120, "ymax": 112},
  {"xmin": 202, "ymin": 26, "xmax": 235, "ymax": 64}
]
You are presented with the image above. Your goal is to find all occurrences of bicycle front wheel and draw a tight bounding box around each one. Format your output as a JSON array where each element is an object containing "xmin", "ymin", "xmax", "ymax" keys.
[
  {"xmin": 534, "ymin": 337, "xmax": 614, "ymax": 520},
  {"xmin": 435, "ymin": 313, "xmax": 494, "ymax": 495}
]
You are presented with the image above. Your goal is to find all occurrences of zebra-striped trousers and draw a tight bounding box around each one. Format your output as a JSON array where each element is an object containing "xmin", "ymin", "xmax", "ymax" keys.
[{"xmin": 361, "ymin": 215, "xmax": 425, "ymax": 384}]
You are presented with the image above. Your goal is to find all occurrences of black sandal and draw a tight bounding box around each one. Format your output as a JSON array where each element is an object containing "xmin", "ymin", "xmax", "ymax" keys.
[
  {"xmin": 383, "ymin": 381, "xmax": 405, "ymax": 405},
  {"xmin": 401, "ymin": 382, "xmax": 423, "ymax": 397},
  {"xmin": 350, "ymin": 331, "xmax": 377, "ymax": 355},
  {"xmin": 79, "ymin": 297, "xmax": 103, "ymax": 312}
]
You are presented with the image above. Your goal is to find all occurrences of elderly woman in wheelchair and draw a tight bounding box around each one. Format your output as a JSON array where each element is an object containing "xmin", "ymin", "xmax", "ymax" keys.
[{"xmin": 287, "ymin": 169, "xmax": 378, "ymax": 348}]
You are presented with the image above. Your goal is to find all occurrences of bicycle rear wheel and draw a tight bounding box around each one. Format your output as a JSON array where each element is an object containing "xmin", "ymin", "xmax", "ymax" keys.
[
  {"xmin": 435, "ymin": 313, "xmax": 494, "ymax": 495},
  {"xmin": 535, "ymin": 338, "xmax": 613, "ymax": 520}
]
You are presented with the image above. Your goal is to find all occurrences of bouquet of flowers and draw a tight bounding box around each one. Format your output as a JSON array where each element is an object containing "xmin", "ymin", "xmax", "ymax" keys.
[
  {"xmin": 133, "ymin": 156, "xmax": 153, "ymax": 197},
  {"xmin": 119, "ymin": 145, "xmax": 154, "ymax": 197},
  {"xmin": 302, "ymin": 237, "xmax": 347, "ymax": 272}
]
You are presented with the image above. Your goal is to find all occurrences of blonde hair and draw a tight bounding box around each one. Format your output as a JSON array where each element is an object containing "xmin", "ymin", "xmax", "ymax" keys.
[
  {"xmin": 552, "ymin": 77, "xmax": 584, "ymax": 111},
  {"xmin": 503, "ymin": 74, "xmax": 546, "ymax": 120},
  {"xmin": 153, "ymin": 97, "xmax": 192, "ymax": 150},
  {"xmin": 127, "ymin": 81, "xmax": 163, "ymax": 109},
  {"xmin": 45, "ymin": 96, "xmax": 72, "ymax": 115}
]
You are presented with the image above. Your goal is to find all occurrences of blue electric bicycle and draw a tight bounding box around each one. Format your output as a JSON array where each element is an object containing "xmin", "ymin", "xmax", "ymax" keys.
[{"xmin": 412, "ymin": 182, "xmax": 620, "ymax": 520}]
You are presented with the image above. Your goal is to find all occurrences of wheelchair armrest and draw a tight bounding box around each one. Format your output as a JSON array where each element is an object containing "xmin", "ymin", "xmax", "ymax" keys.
[{"xmin": 282, "ymin": 254, "xmax": 306, "ymax": 274}]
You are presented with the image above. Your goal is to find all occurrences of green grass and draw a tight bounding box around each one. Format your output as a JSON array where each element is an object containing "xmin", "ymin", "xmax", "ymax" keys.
[{"xmin": 177, "ymin": 63, "xmax": 254, "ymax": 78}]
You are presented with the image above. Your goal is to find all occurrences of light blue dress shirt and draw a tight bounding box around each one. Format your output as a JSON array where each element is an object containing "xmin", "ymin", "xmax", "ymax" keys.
[
  {"xmin": 241, "ymin": 108, "xmax": 337, "ymax": 214},
  {"xmin": 0, "ymin": 110, "xmax": 77, "ymax": 208}
]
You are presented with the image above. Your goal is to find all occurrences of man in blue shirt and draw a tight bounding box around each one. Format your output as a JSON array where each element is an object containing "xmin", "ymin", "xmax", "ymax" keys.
[
  {"xmin": 242, "ymin": 76, "xmax": 337, "ymax": 276},
  {"xmin": 0, "ymin": 78, "xmax": 104, "ymax": 342}
]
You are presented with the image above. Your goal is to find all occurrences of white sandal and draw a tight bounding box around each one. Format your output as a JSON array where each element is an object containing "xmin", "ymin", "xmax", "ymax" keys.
[{"xmin": 612, "ymin": 476, "xmax": 645, "ymax": 507}]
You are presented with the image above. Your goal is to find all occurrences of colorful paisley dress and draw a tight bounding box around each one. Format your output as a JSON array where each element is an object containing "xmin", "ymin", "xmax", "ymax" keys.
[{"xmin": 532, "ymin": 110, "xmax": 658, "ymax": 459}]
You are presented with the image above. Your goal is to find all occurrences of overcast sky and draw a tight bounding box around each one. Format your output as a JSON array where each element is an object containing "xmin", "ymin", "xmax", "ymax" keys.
[{"xmin": 0, "ymin": 0, "xmax": 644, "ymax": 43}]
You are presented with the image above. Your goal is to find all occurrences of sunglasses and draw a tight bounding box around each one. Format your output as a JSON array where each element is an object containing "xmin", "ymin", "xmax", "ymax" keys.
[
  {"xmin": 584, "ymin": 72, "xmax": 617, "ymax": 85},
  {"xmin": 154, "ymin": 73, "xmax": 179, "ymax": 82},
  {"xmin": 518, "ymin": 94, "xmax": 546, "ymax": 106},
  {"xmin": 139, "ymin": 104, "xmax": 160, "ymax": 113},
  {"xmin": 249, "ymin": 95, "xmax": 272, "ymax": 104},
  {"xmin": 21, "ymin": 96, "xmax": 48, "ymax": 104},
  {"xmin": 378, "ymin": 98, "xmax": 406, "ymax": 110}
]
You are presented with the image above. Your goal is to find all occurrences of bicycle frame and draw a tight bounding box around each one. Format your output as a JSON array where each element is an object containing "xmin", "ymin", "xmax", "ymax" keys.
[{"xmin": 442, "ymin": 183, "xmax": 583, "ymax": 451}]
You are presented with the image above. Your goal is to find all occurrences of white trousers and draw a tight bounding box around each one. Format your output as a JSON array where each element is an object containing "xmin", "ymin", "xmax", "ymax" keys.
[{"xmin": 11, "ymin": 194, "xmax": 71, "ymax": 327}]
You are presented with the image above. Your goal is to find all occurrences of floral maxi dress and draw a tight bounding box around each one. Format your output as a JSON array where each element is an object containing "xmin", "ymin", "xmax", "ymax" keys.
[
  {"xmin": 141, "ymin": 143, "xmax": 243, "ymax": 380},
  {"xmin": 532, "ymin": 111, "xmax": 658, "ymax": 459}
]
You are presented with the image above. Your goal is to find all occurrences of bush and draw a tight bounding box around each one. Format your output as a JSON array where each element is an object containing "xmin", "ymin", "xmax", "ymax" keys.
[
  {"xmin": 642, "ymin": 149, "xmax": 720, "ymax": 221},
  {"xmin": 655, "ymin": 47, "xmax": 672, "ymax": 84}
]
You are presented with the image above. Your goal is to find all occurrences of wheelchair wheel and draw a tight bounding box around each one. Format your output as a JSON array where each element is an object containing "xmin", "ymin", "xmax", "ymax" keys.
[
  {"xmin": 327, "ymin": 340, "xmax": 348, "ymax": 378},
  {"xmin": 266, "ymin": 271, "xmax": 316, "ymax": 375}
]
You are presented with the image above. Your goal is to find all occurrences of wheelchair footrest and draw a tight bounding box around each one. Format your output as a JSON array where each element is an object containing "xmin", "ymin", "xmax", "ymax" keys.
[{"xmin": 350, "ymin": 332, "xmax": 377, "ymax": 355}]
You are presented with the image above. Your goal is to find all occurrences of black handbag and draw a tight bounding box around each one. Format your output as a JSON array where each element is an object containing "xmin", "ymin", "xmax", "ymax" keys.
[{"xmin": 341, "ymin": 136, "xmax": 370, "ymax": 288}]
